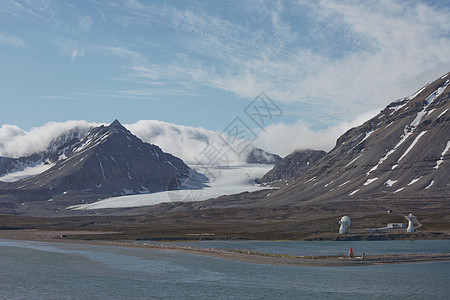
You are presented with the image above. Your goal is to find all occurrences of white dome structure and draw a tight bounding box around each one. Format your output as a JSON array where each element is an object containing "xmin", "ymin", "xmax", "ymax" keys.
[
  {"xmin": 405, "ymin": 213, "xmax": 416, "ymax": 233},
  {"xmin": 339, "ymin": 216, "xmax": 351, "ymax": 234}
]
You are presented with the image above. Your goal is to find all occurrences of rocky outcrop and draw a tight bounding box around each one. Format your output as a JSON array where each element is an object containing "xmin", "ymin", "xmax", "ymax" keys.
[
  {"xmin": 245, "ymin": 148, "xmax": 282, "ymax": 164},
  {"xmin": 259, "ymin": 150, "xmax": 326, "ymax": 184}
]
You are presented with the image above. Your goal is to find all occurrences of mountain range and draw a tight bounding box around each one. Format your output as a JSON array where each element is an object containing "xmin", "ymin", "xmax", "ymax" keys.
[
  {"xmin": 0, "ymin": 119, "xmax": 283, "ymax": 214},
  {"xmin": 0, "ymin": 72, "xmax": 449, "ymax": 216},
  {"xmin": 0, "ymin": 120, "xmax": 192, "ymax": 213},
  {"xmin": 261, "ymin": 72, "xmax": 449, "ymax": 206}
]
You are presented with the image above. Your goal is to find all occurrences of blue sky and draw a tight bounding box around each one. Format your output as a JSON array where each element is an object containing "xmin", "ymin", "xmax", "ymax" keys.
[{"xmin": 1, "ymin": 0, "xmax": 450, "ymax": 154}]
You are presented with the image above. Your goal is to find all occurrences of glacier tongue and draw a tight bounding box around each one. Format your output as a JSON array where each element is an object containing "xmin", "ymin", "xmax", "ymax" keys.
[{"xmin": 67, "ymin": 164, "xmax": 273, "ymax": 210}]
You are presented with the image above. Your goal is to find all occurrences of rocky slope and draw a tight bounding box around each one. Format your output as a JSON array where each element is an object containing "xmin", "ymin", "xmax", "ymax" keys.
[
  {"xmin": 259, "ymin": 150, "xmax": 326, "ymax": 184},
  {"xmin": 0, "ymin": 120, "xmax": 191, "ymax": 211},
  {"xmin": 264, "ymin": 72, "xmax": 450, "ymax": 205}
]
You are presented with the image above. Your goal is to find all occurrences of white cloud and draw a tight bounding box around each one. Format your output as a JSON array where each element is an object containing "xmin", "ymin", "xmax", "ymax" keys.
[
  {"xmin": 187, "ymin": 0, "xmax": 450, "ymax": 110},
  {"xmin": 125, "ymin": 120, "xmax": 245, "ymax": 165},
  {"xmin": 0, "ymin": 124, "xmax": 26, "ymax": 151},
  {"xmin": 1, "ymin": 0, "xmax": 56, "ymax": 22},
  {"xmin": 4, "ymin": 1, "xmax": 449, "ymax": 162},
  {"xmin": 105, "ymin": 0, "xmax": 450, "ymax": 125},
  {"xmin": 0, "ymin": 120, "xmax": 246, "ymax": 164},
  {"xmin": 0, "ymin": 112, "xmax": 380, "ymax": 164},
  {"xmin": 0, "ymin": 32, "xmax": 27, "ymax": 48},
  {"xmin": 0, "ymin": 121, "xmax": 97, "ymax": 158},
  {"xmin": 254, "ymin": 109, "xmax": 380, "ymax": 156},
  {"xmin": 293, "ymin": 0, "xmax": 450, "ymax": 106}
]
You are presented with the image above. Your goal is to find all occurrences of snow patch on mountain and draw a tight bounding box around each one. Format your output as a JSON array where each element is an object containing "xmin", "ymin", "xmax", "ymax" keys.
[
  {"xmin": 364, "ymin": 177, "xmax": 378, "ymax": 186},
  {"xmin": 367, "ymin": 81, "xmax": 449, "ymax": 176},
  {"xmin": 397, "ymin": 131, "xmax": 427, "ymax": 162},
  {"xmin": 0, "ymin": 162, "xmax": 54, "ymax": 182},
  {"xmin": 434, "ymin": 140, "xmax": 450, "ymax": 169},
  {"xmin": 338, "ymin": 180, "xmax": 350, "ymax": 187},
  {"xmin": 384, "ymin": 179, "xmax": 397, "ymax": 187},
  {"xmin": 389, "ymin": 101, "xmax": 408, "ymax": 115},
  {"xmin": 349, "ymin": 189, "xmax": 359, "ymax": 195},
  {"xmin": 394, "ymin": 187, "xmax": 405, "ymax": 193},
  {"xmin": 407, "ymin": 84, "xmax": 428, "ymax": 100},
  {"xmin": 437, "ymin": 109, "xmax": 448, "ymax": 119},
  {"xmin": 425, "ymin": 180, "xmax": 434, "ymax": 189},
  {"xmin": 345, "ymin": 153, "xmax": 363, "ymax": 168},
  {"xmin": 407, "ymin": 177, "xmax": 423, "ymax": 186}
]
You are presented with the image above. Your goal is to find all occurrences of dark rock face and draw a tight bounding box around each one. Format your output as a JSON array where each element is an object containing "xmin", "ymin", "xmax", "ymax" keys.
[
  {"xmin": 266, "ymin": 72, "xmax": 450, "ymax": 205},
  {"xmin": 260, "ymin": 150, "xmax": 326, "ymax": 183},
  {"xmin": 245, "ymin": 148, "xmax": 282, "ymax": 165},
  {"xmin": 0, "ymin": 120, "xmax": 190, "ymax": 206}
]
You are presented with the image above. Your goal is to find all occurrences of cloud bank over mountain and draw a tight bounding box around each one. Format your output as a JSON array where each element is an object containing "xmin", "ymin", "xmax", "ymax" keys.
[
  {"xmin": 0, "ymin": 111, "xmax": 384, "ymax": 163},
  {"xmin": 253, "ymin": 109, "xmax": 381, "ymax": 156},
  {"xmin": 0, "ymin": 121, "xmax": 97, "ymax": 158}
]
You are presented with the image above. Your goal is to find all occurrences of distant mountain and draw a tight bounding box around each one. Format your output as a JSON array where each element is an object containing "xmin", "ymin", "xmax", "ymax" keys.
[
  {"xmin": 245, "ymin": 148, "xmax": 282, "ymax": 165},
  {"xmin": 265, "ymin": 72, "xmax": 450, "ymax": 205},
  {"xmin": 259, "ymin": 150, "xmax": 326, "ymax": 184},
  {"xmin": 0, "ymin": 120, "xmax": 191, "ymax": 211}
]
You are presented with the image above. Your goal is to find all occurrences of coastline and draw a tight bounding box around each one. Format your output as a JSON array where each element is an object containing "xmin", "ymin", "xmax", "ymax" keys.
[{"xmin": 1, "ymin": 230, "xmax": 450, "ymax": 267}]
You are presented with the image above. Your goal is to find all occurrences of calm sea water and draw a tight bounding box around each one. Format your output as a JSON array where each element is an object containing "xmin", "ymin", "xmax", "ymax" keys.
[{"xmin": 1, "ymin": 239, "xmax": 449, "ymax": 299}]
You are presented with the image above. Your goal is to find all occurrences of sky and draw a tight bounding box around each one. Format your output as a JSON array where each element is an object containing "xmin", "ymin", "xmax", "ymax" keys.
[{"xmin": 1, "ymin": 0, "xmax": 450, "ymax": 156}]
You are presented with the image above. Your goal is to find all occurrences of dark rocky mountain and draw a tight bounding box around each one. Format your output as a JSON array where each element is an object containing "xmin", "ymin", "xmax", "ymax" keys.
[
  {"xmin": 0, "ymin": 120, "xmax": 191, "ymax": 211},
  {"xmin": 263, "ymin": 72, "xmax": 450, "ymax": 205},
  {"xmin": 245, "ymin": 147, "xmax": 282, "ymax": 164},
  {"xmin": 259, "ymin": 150, "xmax": 326, "ymax": 184}
]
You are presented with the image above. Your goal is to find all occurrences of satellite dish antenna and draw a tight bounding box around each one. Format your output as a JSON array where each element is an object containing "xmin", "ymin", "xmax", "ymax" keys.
[
  {"xmin": 404, "ymin": 213, "xmax": 417, "ymax": 232},
  {"xmin": 339, "ymin": 216, "xmax": 351, "ymax": 234}
]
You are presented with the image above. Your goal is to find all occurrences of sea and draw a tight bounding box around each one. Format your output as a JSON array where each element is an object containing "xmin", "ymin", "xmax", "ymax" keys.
[{"xmin": 1, "ymin": 239, "xmax": 449, "ymax": 299}]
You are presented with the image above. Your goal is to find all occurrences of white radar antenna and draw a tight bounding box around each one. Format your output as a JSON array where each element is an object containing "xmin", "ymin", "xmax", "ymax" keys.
[
  {"xmin": 339, "ymin": 216, "xmax": 351, "ymax": 234},
  {"xmin": 405, "ymin": 213, "xmax": 417, "ymax": 232}
]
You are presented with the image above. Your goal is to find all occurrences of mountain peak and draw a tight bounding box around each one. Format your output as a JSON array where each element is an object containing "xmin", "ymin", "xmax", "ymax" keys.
[
  {"xmin": 105, "ymin": 119, "xmax": 130, "ymax": 136},
  {"xmin": 0, "ymin": 119, "xmax": 192, "ymax": 209},
  {"xmin": 110, "ymin": 119, "xmax": 123, "ymax": 128}
]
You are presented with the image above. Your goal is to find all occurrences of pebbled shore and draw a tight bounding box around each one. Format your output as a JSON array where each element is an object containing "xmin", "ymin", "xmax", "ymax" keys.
[{"xmin": 1, "ymin": 230, "xmax": 450, "ymax": 267}]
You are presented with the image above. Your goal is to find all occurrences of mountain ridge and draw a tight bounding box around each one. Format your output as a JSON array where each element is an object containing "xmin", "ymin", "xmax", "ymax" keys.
[
  {"xmin": 0, "ymin": 120, "xmax": 192, "ymax": 212},
  {"xmin": 259, "ymin": 149, "xmax": 326, "ymax": 185},
  {"xmin": 261, "ymin": 72, "xmax": 450, "ymax": 206}
]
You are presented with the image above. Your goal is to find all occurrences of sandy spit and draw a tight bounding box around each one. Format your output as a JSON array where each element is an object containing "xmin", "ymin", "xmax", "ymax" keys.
[{"xmin": 1, "ymin": 230, "xmax": 450, "ymax": 267}]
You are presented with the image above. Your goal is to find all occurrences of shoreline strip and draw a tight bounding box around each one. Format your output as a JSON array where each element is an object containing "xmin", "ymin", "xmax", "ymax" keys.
[{"xmin": 1, "ymin": 230, "xmax": 450, "ymax": 267}]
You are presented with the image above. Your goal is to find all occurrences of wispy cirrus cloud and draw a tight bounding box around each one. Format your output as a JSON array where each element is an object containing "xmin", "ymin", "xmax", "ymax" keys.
[
  {"xmin": 3, "ymin": 0, "xmax": 450, "ymax": 155},
  {"xmin": 2, "ymin": 0, "xmax": 56, "ymax": 23},
  {"xmin": 0, "ymin": 32, "xmax": 27, "ymax": 48},
  {"xmin": 99, "ymin": 0, "xmax": 450, "ymax": 123},
  {"xmin": 54, "ymin": 39, "xmax": 85, "ymax": 61}
]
